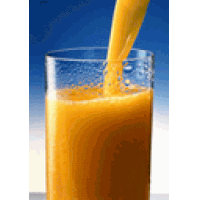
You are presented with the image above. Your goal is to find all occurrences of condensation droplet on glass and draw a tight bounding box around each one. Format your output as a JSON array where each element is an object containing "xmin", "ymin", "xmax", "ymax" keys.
[
  {"xmin": 125, "ymin": 79, "xmax": 130, "ymax": 84},
  {"xmin": 103, "ymin": 61, "xmax": 107, "ymax": 66},
  {"xmin": 124, "ymin": 65, "xmax": 133, "ymax": 73},
  {"xmin": 147, "ymin": 74, "xmax": 150, "ymax": 80},
  {"xmin": 139, "ymin": 72, "xmax": 143, "ymax": 76},
  {"xmin": 103, "ymin": 69, "xmax": 108, "ymax": 75},
  {"xmin": 144, "ymin": 64, "xmax": 148, "ymax": 70},
  {"xmin": 98, "ymin": 83, "xmax": 103, "ymax": 88}
]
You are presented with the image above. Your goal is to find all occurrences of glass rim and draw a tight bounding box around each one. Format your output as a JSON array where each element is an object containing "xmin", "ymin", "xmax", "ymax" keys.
[{"xmin": 45, "ymin": 47, "xmax": 154, "ymax": 62}]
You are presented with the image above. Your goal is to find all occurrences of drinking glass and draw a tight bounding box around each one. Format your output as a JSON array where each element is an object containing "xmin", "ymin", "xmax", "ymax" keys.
[{"xmin": 45, "ymin": 47, "xmax": 155, "ymax": 200}]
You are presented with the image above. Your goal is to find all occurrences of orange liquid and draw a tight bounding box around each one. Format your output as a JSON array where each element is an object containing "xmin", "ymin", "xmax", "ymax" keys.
[
  {"xmin": 104, "ymin": 0, "xmax": 150, "ymax": 96},
  {"xmin": 46, "ymin": 87, "xmax": 153, "ymax": 200}
]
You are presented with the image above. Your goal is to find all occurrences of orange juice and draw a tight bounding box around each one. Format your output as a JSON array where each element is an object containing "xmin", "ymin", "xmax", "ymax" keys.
[
  {"xmin": 105, "ymin": 0, "xmax": 150, "ymax": 96},
  {"xmin": 46, "ymin": 87, "xmax": 153, "ymax": 200}
]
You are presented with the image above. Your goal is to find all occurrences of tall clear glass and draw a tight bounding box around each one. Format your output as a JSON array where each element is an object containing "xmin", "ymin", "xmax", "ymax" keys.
[{"xmin": 45, "ymin": 47, "xmax": 155, "ymax": 200}]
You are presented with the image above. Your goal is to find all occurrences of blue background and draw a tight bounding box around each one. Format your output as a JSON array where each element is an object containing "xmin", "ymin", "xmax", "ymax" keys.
[{"xmin": 29, "ymin": 0, "xmax": 169, "ymax": 139}]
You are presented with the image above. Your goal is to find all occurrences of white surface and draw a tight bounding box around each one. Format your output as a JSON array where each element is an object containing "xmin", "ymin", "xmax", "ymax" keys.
[{"xmin": 29, "ymin": 193, "xmax": 169, "ymax": 200}]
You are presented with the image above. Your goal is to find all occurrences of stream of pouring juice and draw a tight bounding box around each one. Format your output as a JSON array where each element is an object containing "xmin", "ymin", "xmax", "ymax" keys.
[
  {"xmin": 46, "ymin": 0, "xmax": 151, "ymax": 199},
  {"xmin": 105, "ymin": 0, "xmax": 150, "ymax": 96}
]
